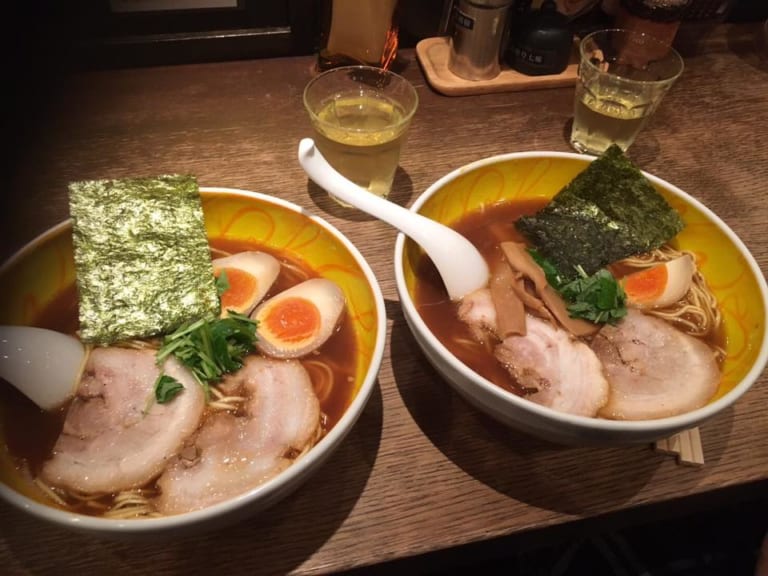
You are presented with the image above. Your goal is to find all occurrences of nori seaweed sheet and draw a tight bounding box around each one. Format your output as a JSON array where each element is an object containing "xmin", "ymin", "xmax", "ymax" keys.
[
  {"xmin": 69, "ymin": 175, "xmax": 220, "ymax": 344},
  {"xmin": 515, "ymin": 145, "xmax": 684, "ymax": 279}
]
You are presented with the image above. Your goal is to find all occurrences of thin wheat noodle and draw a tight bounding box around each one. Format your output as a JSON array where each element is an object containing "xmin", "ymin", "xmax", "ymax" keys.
[
  {"xmin": 208, "ymin": 385, "xmax": 246, "ymax": 411},
  {"xmin": 105, "ymin": 490, "xmax": 161, "ymax": 519},
  {"xmin": 33, "ymin": 477, "xmax": 69, "ymax": 508},
  {"xmin": 618, "ymin": 246, "xmax": 722, "ymax": 352},
  {"xmin": 35, "ymin": 476, "xmax": 160, "ymax": 518},
  {"xmin": 453, "ymin": 336, "xmax": 494, "ymax": 354},
  {"xmin": 209, "ymin": 247, "xmax": 232, "ymax": 259},
  {"xmin": 279, "ymin": 259, "xmax": 312, "ymax": 283},
  {"xmin": 303, "ymin": 359, "xmax": 335, "ymax": 403}
]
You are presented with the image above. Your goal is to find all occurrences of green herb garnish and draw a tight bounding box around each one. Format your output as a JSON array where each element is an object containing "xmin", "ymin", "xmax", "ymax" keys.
[
  {"xmin": 530, "ymin": 249, "xmax": 626, "ymax": 325},
  {"xmin": 560, "ymin": 267, "xmax": 627, "ymax": 325},
  {"xmin": 155, "ymin": 312, "xmax": 258, "ymax": 396},
  {"xmin": 215, "ymin": 270, "xmax": 230, "ymax": 296},
  {"xmin": 154, "ymin": 374, "xmax": 185, "ymax": 404},
  {"xmin": 529, "ymin": 248, "xmax": 567, "ymax": 288}
]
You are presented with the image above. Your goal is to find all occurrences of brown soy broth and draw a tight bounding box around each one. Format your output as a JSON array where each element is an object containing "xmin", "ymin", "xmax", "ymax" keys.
[
  {"xmin": 1, "ymin": 239, "xmax": 357, "ymax": 513},
  {"xmin": 414, "ymin": 199, "xmax": 546, "ymax": 397},
  {"xmin": 414, "ymin": 198, "xmax": 728, "ymax": 398},
  {"xmin": 0, "ymin": 382, "xmax": 67, "ymax": 477},
  {"xmin": 0, "ymin": 284, "xmax": 78, "ymax": 477}
]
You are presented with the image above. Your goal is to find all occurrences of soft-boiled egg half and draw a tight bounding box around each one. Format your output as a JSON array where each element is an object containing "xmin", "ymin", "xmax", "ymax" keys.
[
  {"xmin": 252, "ymin": 278, "xmax": 345, "ymax": 359},
  {"xmin": 212, "ymin": 251, "xmax": 281, "ymax": 316},
  {"xmin": 621, "ymin": 254, "xmax": 695, "ymax": 309}
]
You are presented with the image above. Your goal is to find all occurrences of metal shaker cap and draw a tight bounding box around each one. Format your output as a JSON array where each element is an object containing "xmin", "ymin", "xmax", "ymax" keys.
[{"xmin": 448, "ymin": 0, "xmax": 513, "ymax": 81}]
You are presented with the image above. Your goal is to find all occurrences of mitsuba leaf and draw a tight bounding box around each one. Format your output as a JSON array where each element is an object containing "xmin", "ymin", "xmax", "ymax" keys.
[
  {"xmin": 528, "ymin": 252, "xmax": 627, "ymax": 325},
  {"xmin": 155, "ymin": 312, "xmax": 258, "ymax": 396},
  {"xmin": 215, "ymin": 270, "xmax": 230, "ymax": 297},
  {"xmin": 528, "ymin": 248, "xmax": 566, "ymax": 288},
  {"xmin": 560, "ymin": 269, "xmax": 627, "ymax": 325},
  {"xmin": 154, "ymin": 374, "xmax": 184, "ymax": 404}
]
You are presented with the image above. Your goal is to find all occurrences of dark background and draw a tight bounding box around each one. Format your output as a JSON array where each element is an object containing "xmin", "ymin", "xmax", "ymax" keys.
[
  {"xmin": 5, "ymin": 0, "xmax": 766, "ymax": 180},
  {"xmin": 5, "ymin": 0, "xmax": 768, "ymax": 71},
  {"xmin": 3, "ymin": 3, "xmax": 767, "ymax": 573}
]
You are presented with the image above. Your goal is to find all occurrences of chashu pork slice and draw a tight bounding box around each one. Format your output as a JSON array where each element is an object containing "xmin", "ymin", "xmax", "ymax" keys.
[
  {"xmin": 155, "ymin": 356, "xmax": 321, "ymax": 515},
  {"xmin": 40, "ymin": 347, "xmax": 205, "ymax": 494},
  {"xmin": 591, "ymin": 309, "xmax": 720, "ymax": 420},
  {"xmin": 494, "ymin": 315, "xmax": 609, "ymax": 417},
  {"xmin": 457, "ymin": 287, "xmax": 498, "ymax": 343}
]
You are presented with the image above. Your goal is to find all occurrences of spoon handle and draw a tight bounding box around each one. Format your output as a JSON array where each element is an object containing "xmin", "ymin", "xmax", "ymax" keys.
[
  {"xmin": 298, "ymin": 139, "xmax": 488, "ymax": 300},
  {"xmin": 0, "ymin": 326, "xmax": 85, "ymax": 410},
  {"xmin": 299, "ymin": 139, "xmax": 431, "ymax": 233}
]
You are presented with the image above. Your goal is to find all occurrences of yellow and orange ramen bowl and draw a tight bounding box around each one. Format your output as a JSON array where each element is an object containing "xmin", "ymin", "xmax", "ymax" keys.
[
  {"xmin": 395, "ymin": 152, "xmax": 768, "ymax": 445},
  {"xmin": 0, "ymin": 187, "xmax": 386, "ymax": 537}
]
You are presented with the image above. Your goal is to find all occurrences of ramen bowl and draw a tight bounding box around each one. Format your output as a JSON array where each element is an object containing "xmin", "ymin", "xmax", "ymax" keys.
[
  {"xmin": 394, "ymin": 152, "xmax": 768, "ymax": 445},
  {"xmin": 0, "ymin": 187, "xmax": 386, "ymax": 537}
]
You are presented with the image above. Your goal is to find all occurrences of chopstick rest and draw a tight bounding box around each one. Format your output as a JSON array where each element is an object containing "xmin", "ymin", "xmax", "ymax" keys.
[{"xmin": 653, "ymin": 428, "xmax": 705, "ymax": 467}]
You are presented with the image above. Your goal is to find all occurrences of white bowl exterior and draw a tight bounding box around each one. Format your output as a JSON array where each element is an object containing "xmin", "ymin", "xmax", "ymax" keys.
[
  {"xmin": 395, "ymin": 152, "xmax": 768, "ymax": 446},
  {"xmin": 0, "ymin": 187, "xmax": 387, "ymax": 538}
]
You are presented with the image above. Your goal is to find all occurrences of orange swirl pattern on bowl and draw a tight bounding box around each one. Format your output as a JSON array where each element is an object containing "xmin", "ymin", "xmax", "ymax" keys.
[
  {"xmin": 200, "ymin": 191, "xmax": 379, "ymax": 390},
  {"xmin": 0, "ymin": 187, "xmax": 383, "ymax": 509},
  {"xmin": 0, "ymin": 189, "xmax": 380, "ymax": 399},
  {"xmin": 402, "ymin": 155, "xmax": 766, "ymax": 401}
]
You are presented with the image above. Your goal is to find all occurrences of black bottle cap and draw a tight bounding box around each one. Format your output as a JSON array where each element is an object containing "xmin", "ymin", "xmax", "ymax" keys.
[{"xmin": 506, "ymin": 0, "xmax": 574, "ymax": 76}]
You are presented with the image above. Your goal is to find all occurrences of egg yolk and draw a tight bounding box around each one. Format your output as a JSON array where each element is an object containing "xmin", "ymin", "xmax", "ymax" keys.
[
  {"xmin": 262, "ymin": 297, "xmax": 320, "ymax": 343},
  {"xmin": 622, "ymin": 264, "xmax": 667, "ymax": 304},
  {"xmin": 217, "ymin": 267, "xmax": 259, "ymax": 311}
]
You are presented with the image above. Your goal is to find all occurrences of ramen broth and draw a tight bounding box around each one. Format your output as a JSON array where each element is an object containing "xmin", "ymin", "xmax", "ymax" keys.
[
  {"xmin": 413, "ymin": 199, "xmax": 726, "ymax": 399},
  {"xmin": 0, "ymin": 238, "xmax": 357, "ymax": 513},
  {"xmin": 415, "ymin": 200, "xmax": 545, "ymax": 396}
]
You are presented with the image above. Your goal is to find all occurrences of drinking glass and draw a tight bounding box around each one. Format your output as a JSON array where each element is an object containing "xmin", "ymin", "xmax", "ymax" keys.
[
  {"xmin": 569, "ymin": 28, "xmax": 684, "ymax": 156},
  {"xmin": 303, "ymin": 65, "xmax": 418, "ymax": 205}
]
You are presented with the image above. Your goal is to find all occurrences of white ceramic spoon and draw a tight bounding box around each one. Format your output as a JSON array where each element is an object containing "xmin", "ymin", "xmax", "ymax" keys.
[
  {"xmin": 298, "ymin": 138, "xmax": 489, "ymax": 301},
  {"xmin": 0, "ymin": 326, "xmax": 86, "ymax": 410}
]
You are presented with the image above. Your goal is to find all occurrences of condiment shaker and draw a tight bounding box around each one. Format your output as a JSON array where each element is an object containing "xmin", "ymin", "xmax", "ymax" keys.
[
  {"xmin": 448, "ymin": 0, "xmax": 514, "ymax": 81},
  {"xmin": 506, "ymin": 0, "xmax": 573, "ymax": 75}
]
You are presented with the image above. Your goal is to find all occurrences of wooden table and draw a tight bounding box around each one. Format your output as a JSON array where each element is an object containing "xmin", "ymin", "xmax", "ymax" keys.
[{"xmin": 1, "ymin": 22, "xmax": 767, "ymax": 576}]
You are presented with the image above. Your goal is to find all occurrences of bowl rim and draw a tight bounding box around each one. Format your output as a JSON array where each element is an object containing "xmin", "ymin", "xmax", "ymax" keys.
[
  {"xmin": 394, "ymin": 150, "xmax": 768, "ymax": 434},
  {"xmin": 0, "ymin": 186, "xmax": 387, "ymax": 533}
]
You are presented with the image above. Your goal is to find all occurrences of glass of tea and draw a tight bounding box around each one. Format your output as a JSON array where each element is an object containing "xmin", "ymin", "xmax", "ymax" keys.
[
  {"xmin": 569, "ymin": 28, "xmax": 684, "ymax": 156},
  {"xmin": 303, "ymin": 65, "xmax": 418, "ymax": 205}
]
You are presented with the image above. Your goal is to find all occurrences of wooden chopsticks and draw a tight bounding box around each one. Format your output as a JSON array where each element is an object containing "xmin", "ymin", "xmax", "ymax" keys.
[{"xmin": 653, "ymin": 428, "xmax": 705, "ymax": 467}]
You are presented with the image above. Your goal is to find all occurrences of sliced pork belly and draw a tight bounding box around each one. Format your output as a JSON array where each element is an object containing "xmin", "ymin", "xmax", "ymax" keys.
[
  {"xmin": 457, "ymin": 287, "xmax": 498, "ymax": 343},
  {"xmin": 591, "ymin": 309, "xmax": 720, "ymax": 420},
  {"xmin": 155, "ymin": 356, "xmax": 321, "ymax": 515},
  {"xmin": 494, "ymin": 315, "xmax": 609, "ymax": 417},
  {"xmin": 40, "ymin": 347, "xmax": 205, "ymax": 494}
]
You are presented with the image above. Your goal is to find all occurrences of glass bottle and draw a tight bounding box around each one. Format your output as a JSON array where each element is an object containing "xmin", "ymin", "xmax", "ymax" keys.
[
  {"xmin": 317, "ymin": 0, "xmax": 400, "ymax": 71},
  {"xmin": 615, "ymin": 0, "xmax": 691, "ymax": 52}
]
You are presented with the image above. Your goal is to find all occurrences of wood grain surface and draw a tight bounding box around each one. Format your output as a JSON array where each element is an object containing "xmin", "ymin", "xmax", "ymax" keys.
[{"xmin": 1, "ymin": 22, "xmax": 767, "ymax": 576}]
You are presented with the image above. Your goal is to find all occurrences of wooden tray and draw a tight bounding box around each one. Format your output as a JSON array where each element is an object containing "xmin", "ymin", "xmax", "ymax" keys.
[{"xmin": 416, "ymin": 36, "xmax": 579, "ymax": 97}]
